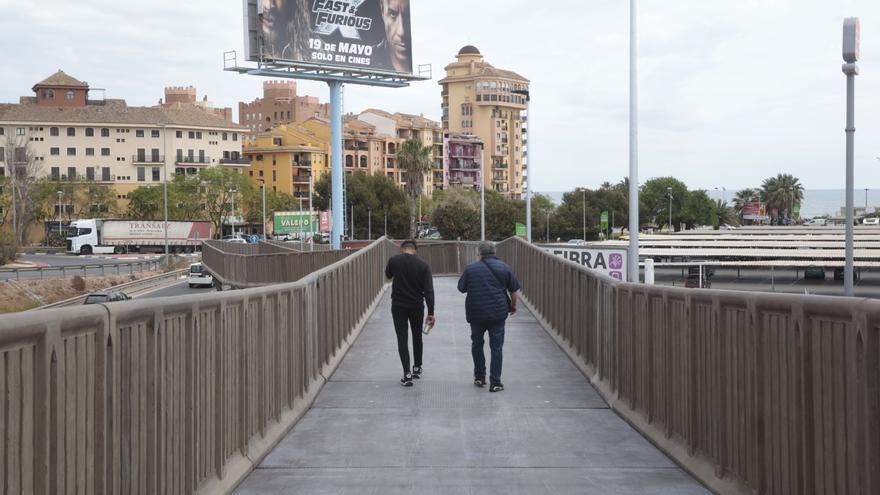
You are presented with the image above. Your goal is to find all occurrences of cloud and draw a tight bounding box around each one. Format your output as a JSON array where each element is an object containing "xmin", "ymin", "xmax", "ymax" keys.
[{"xmin": 1, "ymin": 0, "xmax": 878, "ymax": 192}]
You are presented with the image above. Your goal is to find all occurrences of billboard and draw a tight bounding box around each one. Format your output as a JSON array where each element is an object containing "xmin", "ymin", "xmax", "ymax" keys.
[
  {"xmin": 274, "ymin": 211, "xmax": 317, "ymax": 234},
  {"xmin": 742, "ymin": 202, "xmax": 768, "ymax": 221},
  {"xmin": 248, "ymin": 0, "xmax": 413, "ymax": 75},
  {"xmin": 544, "ymin": 246, "xmax": 627, "ymax": 281}
]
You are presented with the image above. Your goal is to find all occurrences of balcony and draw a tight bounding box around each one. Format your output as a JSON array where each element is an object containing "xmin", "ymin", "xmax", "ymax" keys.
[
  {"xmin": 132, "ymin": 154, "xmax": 164, "ymax": 164},
  {"xmin": 293, "ymin": 192, "xmax": 310, "ymax": 198},
  {"xmin": 220, "ymin": 157, "xmax": 251, "ymax": 165},
  {"xmin": 293, "ymin": 160, "xmax": 312, "ymax": 168},
  {"xmin": 175, "ymin": 156, "xmax": 211, "ymax": 166},
  {"xmin": 293, "ymin": 174, "xmax": 311, "ymax": 184}
]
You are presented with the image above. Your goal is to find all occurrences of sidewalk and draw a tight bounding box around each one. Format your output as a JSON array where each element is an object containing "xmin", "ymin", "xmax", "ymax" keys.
[{"xmin": 235, "ymin": 278, "xmax": 709, "ymax": 494}]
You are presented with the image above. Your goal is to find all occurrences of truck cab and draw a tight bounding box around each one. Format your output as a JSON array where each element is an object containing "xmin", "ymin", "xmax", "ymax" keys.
[{"xmin": 67, "ymin": 219, "xmax": 107, "ymax": 255}]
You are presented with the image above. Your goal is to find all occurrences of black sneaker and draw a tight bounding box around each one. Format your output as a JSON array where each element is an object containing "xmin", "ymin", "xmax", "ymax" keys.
[
  {"xmin": 400, "ymin": 374, "xmax": 414, "ymax": 387},
  {"xmin": 473, "ymin": 376, "xmax": 486, "ymax": 387},
  {"xmin": 489, "ymin": 383, "xmax": 504, "ymax": 393},
  {"xmin": 412, "ymin": 366, "xmax": 423, "ymax": 379}
]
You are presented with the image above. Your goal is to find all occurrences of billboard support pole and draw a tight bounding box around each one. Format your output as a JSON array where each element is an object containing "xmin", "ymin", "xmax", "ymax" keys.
[
  {"xmin": 843, "ymin": 18, "xmax": 859, "ymax": 297},
  {"xmin": 329, "ymin": 80, "xmax": 344, "ymax": 250}
]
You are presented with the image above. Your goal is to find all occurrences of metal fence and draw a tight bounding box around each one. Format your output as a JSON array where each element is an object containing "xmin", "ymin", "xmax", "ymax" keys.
[
  {"xmin": 498, "ymin": 236, "xmax": 880, "ymax": 495},
  {"xmin": 0, "ymin": 260, "xmax": 161, "ymax": 281},
  {"xmin": 0, "ymin": 237, "xmax": 396, "ymax": 494}
]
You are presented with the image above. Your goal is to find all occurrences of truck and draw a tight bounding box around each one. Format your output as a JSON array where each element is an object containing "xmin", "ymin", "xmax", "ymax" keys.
[{"xmin": 65, "ymin": 219, "xmax": 213, "ymax": 255}]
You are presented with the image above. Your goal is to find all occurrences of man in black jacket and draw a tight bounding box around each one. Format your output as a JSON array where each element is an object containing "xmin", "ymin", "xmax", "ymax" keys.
[{"xmin": 384, "ymin": 240, "xmax": 435, "ymax": 386}]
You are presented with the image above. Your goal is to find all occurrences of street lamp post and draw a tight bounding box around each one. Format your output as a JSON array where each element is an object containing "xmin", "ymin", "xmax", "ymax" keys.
[
  {"xmin": 512, "ymin": 88, "xmax": 531, "ymax": 242},
  {"xmin": 161, "ymin": 124, "xmax": 169, "ymax": 263},
  {"xmin": 667, "ymin": 187, "xmax": 673, "ymax": 232},
  {"xmin": 368, "ymin": 208, "xmax": 372, "ymax": 240},
  {"xmin": 842, "ymin": 17, "xmax": 860, "ymax": 296},
  {"xmin": 582, "ymin": 188, "xmax": 586, "ymax": 241},
  {"xmin": 865, "ymin": 188, "xmax": 869, "ymax": 210},
  {"xmin": 56, "ymin": 190, "xmax": 63, "ymax": 237},
  {"xmin": 257, "ymin": 179, "xmax": 267, "ymax": 239},
  {"xmin": 546, "ymin": 211, "xmax": 550, "ymax": 243},
  {"xmin": 627, "ymin": 0, "xmax": 640, "ymax": 282},
  {"xmin": 384, "ymin": 212, "xmax": 388, "ymax": 238}
]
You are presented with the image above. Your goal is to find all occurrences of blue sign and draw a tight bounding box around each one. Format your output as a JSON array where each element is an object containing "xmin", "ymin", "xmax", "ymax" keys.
[{"xmin": 249, "ymin": 234, "xmax": 260, "ymax": 244}]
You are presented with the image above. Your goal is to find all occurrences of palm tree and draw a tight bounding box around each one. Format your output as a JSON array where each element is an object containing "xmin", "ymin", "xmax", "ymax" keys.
[
  {"xmin": 711, "ymin": 199, "xmax": 738, "ymax": 229},
  {"xmin": 761, "ymin": 174, "xmax": 804, "ymax": 224},
  {"xmin": 396, "ymin": 138, "xmax": 434, "ymax": 237},
  {"xmin": 732, "ymin": 188, "xmax": 759, "ymax": 220}
]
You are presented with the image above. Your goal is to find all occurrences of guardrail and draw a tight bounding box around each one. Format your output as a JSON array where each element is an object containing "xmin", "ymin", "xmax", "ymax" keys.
[
  {"xmin": 35, "ymin": 268, "xmax": 188, "ymax": 310},
  {"xmin": 0, "ymin": 237, "xmax": 398, "ymax": 494},
  {"xmin": 498, "ymin": 236, "xmax": 879, "ymax": 495},
  {"xmin": 0, "ymin": 260, "xmax": 161, "ymax": 280}
]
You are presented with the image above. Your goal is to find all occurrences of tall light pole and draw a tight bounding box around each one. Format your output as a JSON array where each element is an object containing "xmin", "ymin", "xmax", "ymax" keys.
[
  {"xmin": 512, "ymin": 88, "xmax": 531, "ymax": 242},
  {"xmin": 627, "ymin": 0, "xmax": 640, "ymax": 282},
  {"xmin": 546, "ymin": 211, "xmax": 550, "ymax": 243},
  {"xmin": 843, "ymin": 17, "xmax": 860, "ymax": 296},
  {"xmin": 480, "ymin": 173, "xmax": 486, "ymax": 241},
  {"xmin": 667, "ymin": 187, "xmax": 673, "ymax": 232},
  {"xmin": 229, "ymin": 187, "xmax": 238, "ymax": 237},
  {"xmin": 865, "ymin": 188, "xmax": 869, "ymax": 210},
  {"xmin": 368, "ymin": 207, "xmax": 372, "ymax": 240},
  {"xmin": 582, "ymin": 188, "xmax": 586, "ymax": 241},
  {"xmin": 56, "ymin": 190, "xmax": 63, "ymax": 237},
  {"xmin": 259, "ymin": 180, "xmax": 267, "ymax": 239},
  {"xmin": 162, "ymin": 124, "xmax": 169, "ymax": 262},
  {"xmin": 329, "ymin": 81, "xmax": 344, "ymax": 249}
]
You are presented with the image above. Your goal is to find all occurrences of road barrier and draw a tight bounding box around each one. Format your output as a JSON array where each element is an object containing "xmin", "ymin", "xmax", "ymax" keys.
[
  {"xmin": 0, "ymin": 260, "xmax": 161, "ymax": 280},
  {"xmin": 35, "ymin": 268, "xmax": 188, "ymax": 310},
  {"xmin": 498, "ymin": 236, "xmax": 879, "ymax": 495}
]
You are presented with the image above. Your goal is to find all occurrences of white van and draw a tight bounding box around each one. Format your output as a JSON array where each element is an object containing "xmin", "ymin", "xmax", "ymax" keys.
[{"xmin": 187, "ymin": 263, "xmax": 214, "ymax": 288}]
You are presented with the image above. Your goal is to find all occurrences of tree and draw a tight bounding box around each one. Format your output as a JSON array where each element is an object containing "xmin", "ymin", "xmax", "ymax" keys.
[
  {"xmin": 530, "ymin": 194, "xmax": 557, "ymax": 242},
  {"xmin": 168, "ymin": 174, "xmax": 206, "ymax": 221},
  {"xmin": 679, "ymin": 190, "xmax": 715, "ymax": 230},
  {"xmin": 710, "ymin": 199, "xmax": 738, "ymax": 229},
  {"xmin": 732, "ymin": 188, "xmax": 759, "ymax": 221},
  {"xmin": 484, "ymin": 190, "xmax": 522, "ymax": 240},
  {"xmin": 72, "ymin": 181, "xmax": 118, "ymax": 218},
  {"xmin": 313, "ymin": 171, "xmax": 410, "ymax": 239},
  {"xmin": 199, "ymin": 167, "xmax": 252, "ymax": 238},
  {"xmin": 641, "ymin": 177, "xmax": 689, "ymax": 231},
  {"xmin": 396, "ymin": 138, "xmax": 434, "ymax": 237},
  {"xmin": 761, "ymin": 174, "xmax": 803, "ymax": 223},
  {"xmin": 126, "ymin": 186, "xmax": 163, "ymax": 220},
  {"xmin": 432, "ymin": 188, "xmax": 480, "ymax": 240},
  {"xmin": 3, "ymin": 135, "xmax": 44, "ymax": 245}
]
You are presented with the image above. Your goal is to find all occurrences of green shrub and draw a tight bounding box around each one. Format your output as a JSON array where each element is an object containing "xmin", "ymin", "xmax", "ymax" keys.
[{"xmin": 0, "ymin": 232, "xmax": 16, "ymax": 265}]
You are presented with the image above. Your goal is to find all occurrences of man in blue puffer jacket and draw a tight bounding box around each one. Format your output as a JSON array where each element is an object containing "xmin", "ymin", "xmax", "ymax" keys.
[{"xmin": 457, "ymin": 241, "xmax": 521, "ymax": 392}]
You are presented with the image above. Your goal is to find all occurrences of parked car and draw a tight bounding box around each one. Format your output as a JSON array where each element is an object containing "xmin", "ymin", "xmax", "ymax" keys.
[
  {"xmin": 804, "ymin": 266, "xmax": 826, "ymax": 281},
  {"xmin": 187, "ymin": 263, "xmax": 214, "ymax": 288},
  {"xmin": 424, "ymin": 227, "xmax": 441, "ymax": 240},
  {"xmin": 863, "ymin": 217, "xmax": 879, "ymax": 226},
  {"xmin": 804, "ymin": 218, "xmax": 827, "ymax": 226},
  {"xmin": 83, "ymin": 290, "xmax": 131, "ymax": 305},
  {"xmin": 684, "ymin": 274, "xmax": 711, "ymax": 289},
  {"xmin": 833, "ymin": 267, "xmax": 861, "ymax": 282},
  {"xmin": 222, "ymin": 235, "xmax": 247, "ymax": 244},
  {"xmin": 567, "ymin": 239, "xmax": 586, "ymax": 246}
]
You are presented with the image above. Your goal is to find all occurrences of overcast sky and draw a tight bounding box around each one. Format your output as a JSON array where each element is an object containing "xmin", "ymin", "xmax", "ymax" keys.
[{"xmin": 2, "ymin": 0, "xmax": 878, "ymax": 193}]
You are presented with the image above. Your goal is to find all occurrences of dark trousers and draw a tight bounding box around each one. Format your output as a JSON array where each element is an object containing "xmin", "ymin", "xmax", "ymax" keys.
[
  {"xmin": 470, "ymin": 320, "xmax": 506, "ymax": 385},
  {"xmin": 391, "ymin": 305, "xmax": 424, "ymax": 375}
]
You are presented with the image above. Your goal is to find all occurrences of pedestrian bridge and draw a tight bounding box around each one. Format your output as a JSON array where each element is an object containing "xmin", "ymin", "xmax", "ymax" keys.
[{"xmin": 1, "ymin": 238, "xmax": 877, "ymax": 494}]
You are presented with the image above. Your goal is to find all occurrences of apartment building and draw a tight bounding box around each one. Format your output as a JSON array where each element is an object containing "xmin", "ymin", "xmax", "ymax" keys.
[
  {"xmin": 357, "ymin": 109, "xmax": 444, "ymax": 194},
  {"xmin": 242, "ymin": 123, "xmax": 330, "ymax": 209},
  {"xmin": 444, "ymin": 132, "xmax": 484, "ymax": 191},
  {"xmin": 239, "ymin": 81, "xmax": 330, "ymax": 139},
  {"xmin": 439, "ymin": 46, "xmax": 529, "ymax": 197},
  {"xmin": 0, "ymin": 71, "xmax": 248, "ymax": 212}
]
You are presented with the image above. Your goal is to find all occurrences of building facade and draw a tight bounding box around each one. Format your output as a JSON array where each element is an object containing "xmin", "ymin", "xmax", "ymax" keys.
[
  {"xmin": 0, "ymin": 71, "xmax": 248, "ymax": 213},
  {"xmin": 444, "ymin": 132, "xmax": 484, "ymax": 191},
  {"xmin": 159, "ymin": 86, "xmax": 233, "ymax": 122},
  {"xmin": 439, "ymin": 46, "xmax": 529, "ymax": 197},
  {"xmin": 241, "ymin": 123, "xmax": 330, "ymax": 210},
  {"xmin": 238, "ymin": 81, "xmax": 330, "ymax": 139}
]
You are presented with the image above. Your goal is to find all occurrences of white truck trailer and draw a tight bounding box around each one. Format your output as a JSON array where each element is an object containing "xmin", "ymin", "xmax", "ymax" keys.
[{"xmin": 65, "ymin": 219, "xmax": 213, "ymax": 255}]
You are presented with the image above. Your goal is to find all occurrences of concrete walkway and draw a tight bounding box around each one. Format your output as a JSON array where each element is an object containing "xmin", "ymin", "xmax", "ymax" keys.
[{"xmin": 235, "ymin": 278, "xmax": 709, "ymax": 494}]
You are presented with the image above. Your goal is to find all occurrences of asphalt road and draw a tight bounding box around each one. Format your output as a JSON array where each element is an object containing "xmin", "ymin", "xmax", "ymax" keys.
[
  {"xmin": 650, "ymin": 267, "xmax": 880, "ymax": 298},
  {"xmin": 138, "ymin": 279, "xmax": 217, "ymax": 299}
]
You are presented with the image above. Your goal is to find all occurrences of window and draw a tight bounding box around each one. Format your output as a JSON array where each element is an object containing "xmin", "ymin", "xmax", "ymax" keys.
[
  {"xmin": 256, "ymin": 154, "xmax": 263, "ymax": 161},
  {"xmin": 135, "ymin": 129, "xmax": 144, "ymax": 138},
  {"xmin": 67, "ymin": 167, "xmax": 76, "ymax": 180},
  {"xmin": 85, "ymin": 148, "xmax": 95, "ymax": 156},
  {"xmin": 272, "ymin": 170, "xmax": 277, "ymax": 181},
  {"xmin": 196, "ymin": 131, "xmax": 202, "ymax": 139},
  {"xmin": 0, "ymin": 128, "xmax": 3, "ymax": 136},
  {"xmin": 101, "ymin": 148, "xmax": 110, "ymax": 156},
  {"xmin": 50, "ymin": 127, "xmax": 59, "ymax": 137},
  {"xmin": 152, "ymin": 167, "xmax": 160, "ymax": 182},
  {"xmin": 258, "ymin": 170, "xmax": 264, "ymax": 177},
  {"xmin": 137, "ymin": 167, "xmax": 145, "ymax": 182},
  {"xmin": 86, "ymin": 167, "xmax": 95, "ymax": 181},
  {"xmin": 50, "ymin": 167, "xmax": 60, "ymax": 181},
  {"xmin": 102, "ymin": 167, "xmax": 111, "ymax": 182},
  {"xmin": 101, "ymin": 128, "xmax": 110, "ymax": 137},
  {"xmin": 67, "ymin": 127, "xmax": 75, "ymax": 137},
  {"xmin": 232, "ymin": 133, "xmax": 238, "ymax": 142},
  {"xmin": 222, "ymin": 132, "xmax": 228, "ymax": 141},
  {"xmin": 0, "ymin": 149, "xmax": 3, "ymax": 162},
  {"xmin": 66, "ymin": 91, "xmax": 75, "ymax": 100},
  {"xmin": 188, "ymin": 131, "xmax": 195, "ymax": 139},
  {"xmin": 66, "ymin": 147, "xmax": 76, "ymax": 156},
  {"xmin": 42, "ymin": 89, "xmax": 54, "ymax": 99},
  {"xmin": 85, "ymin": 128, "xmax": 94, "ymax": 137},
  {"xmin": 151, "ymin": 130, "xmax": 160, "ymax": 138},
  {"xmin": 50, "ymin": 147, "xmax": 60, "ymax": 156},
  {"xmin": 176, "ymin": 130, "xmax": 183, "ymax": 138},
  {"xmin": 15, "ymin": 128, "xmax": 25, "ymax": 136}
]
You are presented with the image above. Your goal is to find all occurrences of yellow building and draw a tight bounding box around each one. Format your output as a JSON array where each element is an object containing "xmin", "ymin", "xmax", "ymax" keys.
[
  {"xmin": 439, "ymin": 46, "xmax": 529, "ymax": 197},
  {"xmin": 242, "ymin": 124, "xmax": 329, "ymax": 209}
]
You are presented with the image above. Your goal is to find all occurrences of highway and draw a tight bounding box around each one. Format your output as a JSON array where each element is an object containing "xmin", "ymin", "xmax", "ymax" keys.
[
  {"xmin": 651, "ymin": 267, "xmax": 880, "ymax": 298},
  {"xmin": 138, "ymin": 279, "xmax": 216, "ymax": 299}
]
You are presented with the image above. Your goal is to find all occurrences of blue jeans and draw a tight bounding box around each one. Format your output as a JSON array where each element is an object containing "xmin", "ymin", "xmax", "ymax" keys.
[{"xmin": 470, "ymin": 320, "xmax": 506, "ymax": 385}]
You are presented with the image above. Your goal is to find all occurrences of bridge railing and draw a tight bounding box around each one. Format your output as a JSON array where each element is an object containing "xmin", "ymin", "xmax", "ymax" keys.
[
  {"xmin": 202, "ymin": 240, "xmax": 353, "ymax": 288},
  {"xmin": 498, "ymin": 236, "xmax": 879, "ymax": 495},
  {"xmin": 0, "ymin": 237, "xmax": 397, "ymax": 494}
]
